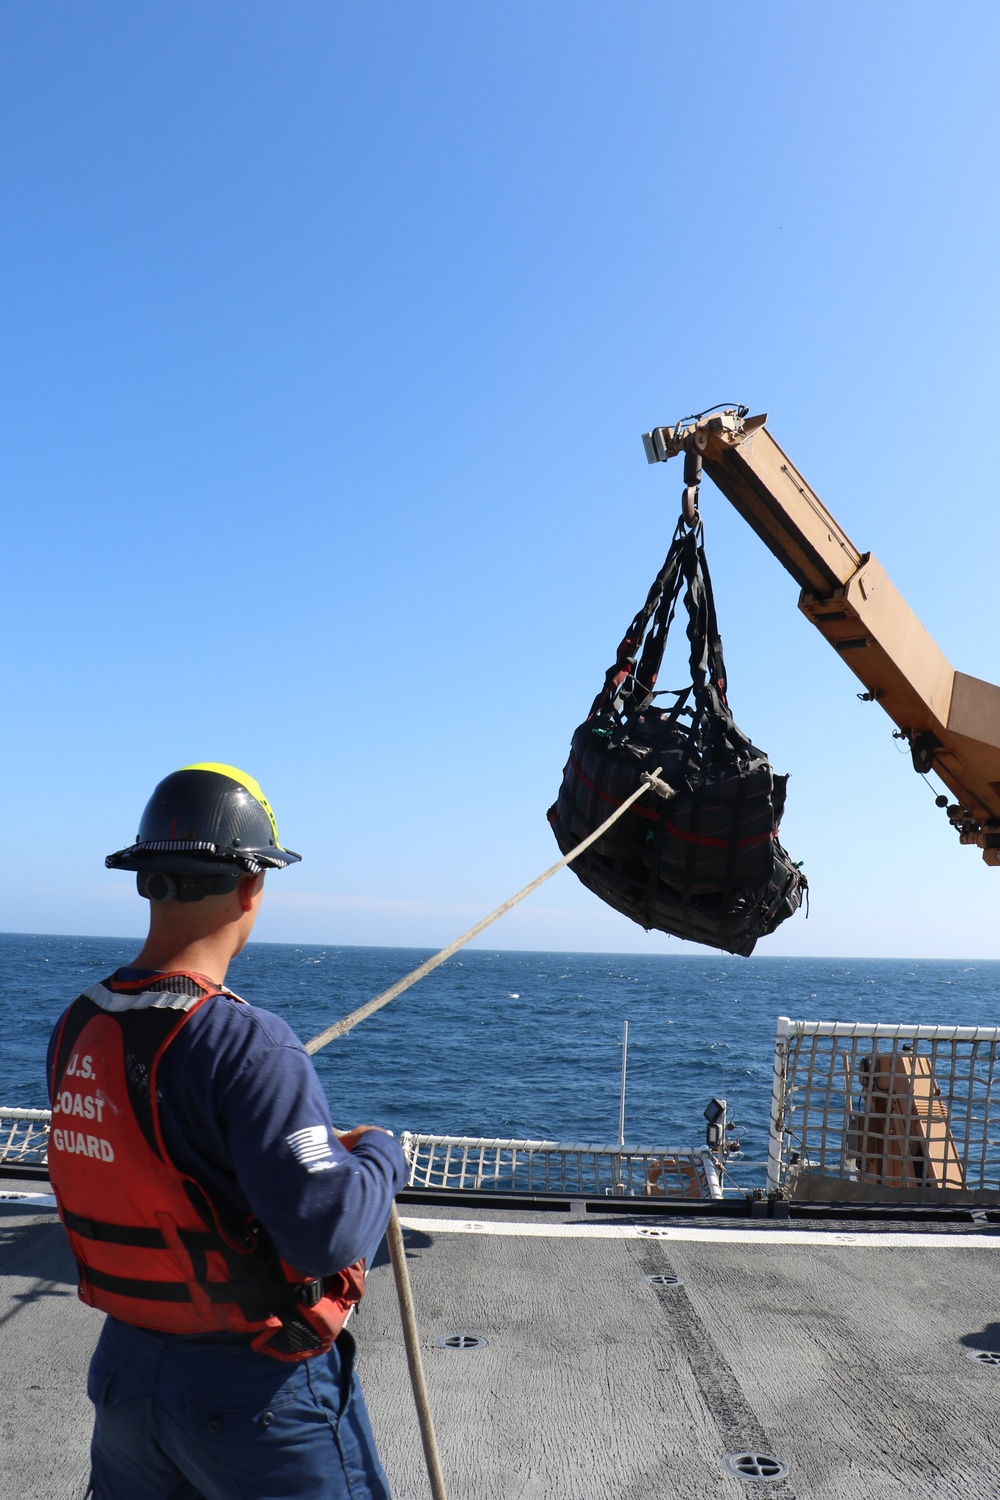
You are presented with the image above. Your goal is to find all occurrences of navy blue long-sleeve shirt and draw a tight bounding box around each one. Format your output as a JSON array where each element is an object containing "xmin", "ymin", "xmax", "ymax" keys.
[{"xmin": 48, "ymin": 969, "xmax": 408, "ymax": 1277}]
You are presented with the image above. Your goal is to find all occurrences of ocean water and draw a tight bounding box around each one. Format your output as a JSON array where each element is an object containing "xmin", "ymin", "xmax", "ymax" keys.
[{"xmin": 3, "ymin": 933, "xmax": 999, "ymax": 1184}]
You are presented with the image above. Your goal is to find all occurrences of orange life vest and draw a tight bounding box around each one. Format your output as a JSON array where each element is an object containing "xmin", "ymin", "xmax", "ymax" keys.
[{"xmin": 48, "ymin": 971, "xmax": 364, "ymax": 1362}]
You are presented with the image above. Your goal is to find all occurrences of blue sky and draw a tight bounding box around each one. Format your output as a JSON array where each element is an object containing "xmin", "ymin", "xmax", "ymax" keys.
[{"xmin": 2, "ymin": 3, "xmax": 999, "ymax": 956}]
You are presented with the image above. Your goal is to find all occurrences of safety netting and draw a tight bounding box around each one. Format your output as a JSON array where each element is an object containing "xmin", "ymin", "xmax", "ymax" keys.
[
  {"xmin": 768, "ymin": 1018, "xmax": 1000, "ymax": 1203},
  {"xmin": 0, "ymin": 1108, "xmax": 50, "ymax": 1167},
  {"xmin": 548, "ymin": 517, "xmax": 806, "ymax": 955},
  {"xmin": 401, "ymin": 1132, "xmax": 721, "ymax": 1199}
]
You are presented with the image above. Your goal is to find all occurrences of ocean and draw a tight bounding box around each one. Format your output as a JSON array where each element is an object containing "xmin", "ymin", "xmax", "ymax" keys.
[{"xmin": 4, "ymin": 933, "xmax": 998, "ymax": 1187}]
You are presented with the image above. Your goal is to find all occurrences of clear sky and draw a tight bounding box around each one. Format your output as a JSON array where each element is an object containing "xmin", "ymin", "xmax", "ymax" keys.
[{"xmin": 2, "ymin": 3, "xmax": 999, "ymax": 957}]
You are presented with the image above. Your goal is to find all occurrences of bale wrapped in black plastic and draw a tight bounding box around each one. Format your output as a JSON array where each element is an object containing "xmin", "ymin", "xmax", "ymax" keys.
[{"xmin": 547, "ymin": 517, "xmax": 806, "ymax": 956}]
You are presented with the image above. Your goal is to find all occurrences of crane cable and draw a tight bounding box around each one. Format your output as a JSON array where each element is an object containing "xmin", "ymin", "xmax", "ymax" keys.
[{"xmin": 305, "ymin": 769, "xmax": 672, "ymax": 1500}]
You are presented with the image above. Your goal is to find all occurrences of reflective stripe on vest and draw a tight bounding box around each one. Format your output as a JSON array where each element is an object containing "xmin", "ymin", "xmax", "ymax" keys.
[{"xmin": 48, "ymin": 971, "xmax": 364, "ymax": 1362}]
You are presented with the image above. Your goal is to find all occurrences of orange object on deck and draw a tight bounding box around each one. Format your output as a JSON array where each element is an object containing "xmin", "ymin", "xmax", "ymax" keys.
[{"xmin": 855, "ymin": 1051, "xmax": 965, "ymax": 1192}]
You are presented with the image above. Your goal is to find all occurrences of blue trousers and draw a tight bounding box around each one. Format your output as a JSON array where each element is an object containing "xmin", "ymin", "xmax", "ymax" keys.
[{"xmin": 86, "ymin": 1317, "xmax": 392, "ymax": 1499}]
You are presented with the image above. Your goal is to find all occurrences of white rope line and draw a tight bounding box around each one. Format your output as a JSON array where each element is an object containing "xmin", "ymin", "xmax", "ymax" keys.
[
  {"xmin": 303, "ymin": 768, "xmax": 669, "ymax": 1500},
  {"xmin": 304, "ymin": 770, "xmax": 670, "ymax": 1056}
]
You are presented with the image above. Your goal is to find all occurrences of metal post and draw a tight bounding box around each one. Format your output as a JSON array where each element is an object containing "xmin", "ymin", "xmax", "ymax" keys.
[{"xmin": 618, "ymin": 1020, "xmax": 629, "ymax": 1148}]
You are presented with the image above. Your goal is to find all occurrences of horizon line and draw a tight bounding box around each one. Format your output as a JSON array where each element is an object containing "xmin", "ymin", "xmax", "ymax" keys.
[{"xmin": 0, "ymin": 930, "xmax": 995, "ymax": 964}]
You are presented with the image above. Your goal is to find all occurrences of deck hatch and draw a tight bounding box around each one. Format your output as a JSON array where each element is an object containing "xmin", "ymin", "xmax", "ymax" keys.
[
  {"xmin": 432, "ymin": 1333, "xmax": 488, "ymax": 1351},
  {"xmin": 722, "ymin": 1452, "xmax": 790, "ymax": 1482}
]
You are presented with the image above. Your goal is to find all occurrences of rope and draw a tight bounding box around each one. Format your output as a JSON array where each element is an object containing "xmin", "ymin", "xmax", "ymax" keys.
[
  {"xmin": 386, "ymin": 1205, "xmax": 447, "ymax": 1500},
  {"xmin": 304, "ymin": 767, "xmax": 670, "ymax": 1500},
  {"xmin": 304, "ymin": 768, "xmax": 671, "ymax": 1056}
]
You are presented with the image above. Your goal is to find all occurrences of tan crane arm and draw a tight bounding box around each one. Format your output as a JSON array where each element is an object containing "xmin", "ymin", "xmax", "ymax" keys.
[{"xmin": 642, "ymin": 409, "xmax": 1000, "ymax": 863}]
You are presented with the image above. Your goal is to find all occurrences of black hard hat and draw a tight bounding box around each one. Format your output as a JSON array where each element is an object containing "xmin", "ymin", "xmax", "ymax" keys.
[{"xmin": 106, "ymin": 763, "xmax": 302, "ymax": 877}]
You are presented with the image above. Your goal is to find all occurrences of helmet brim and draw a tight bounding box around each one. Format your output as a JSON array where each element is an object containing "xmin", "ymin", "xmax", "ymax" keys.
[{"xmin": 106, "ymin": 843, "xmax": 302, "ymax": 875}]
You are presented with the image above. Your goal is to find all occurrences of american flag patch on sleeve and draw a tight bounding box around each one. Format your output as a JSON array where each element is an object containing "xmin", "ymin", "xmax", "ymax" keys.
[{"xmin": 285, "ymin": 1124, "xmax": 337, "ymax": 1173}]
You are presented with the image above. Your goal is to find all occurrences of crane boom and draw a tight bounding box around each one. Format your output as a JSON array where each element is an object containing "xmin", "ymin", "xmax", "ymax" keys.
[{"xmin": 642, "ymin": 408, "xmax": 1000, "ymax": 863}]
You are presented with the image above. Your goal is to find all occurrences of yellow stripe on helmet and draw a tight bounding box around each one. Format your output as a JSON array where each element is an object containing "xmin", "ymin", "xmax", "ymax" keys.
[{"xmin": 181, "ymin": 763, "xmax": 283, "ymax": 848}]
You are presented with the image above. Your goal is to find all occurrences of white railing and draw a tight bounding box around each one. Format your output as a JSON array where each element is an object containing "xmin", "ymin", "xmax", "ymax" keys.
[
  {"xmin": 0, "ymin": 1108, "xmax": 50, "ymax": 1167},
  {"xmin": 768, "ymin": 1017, "xmax": 1000, "ymax": 1202},
  {"xmin": 401, "ymin": 1132, "xmax": 722, "ymax": 1200},
  {"xmin": 2, "ymin": 1110, "xmax": 721, "ymax": 1199}
]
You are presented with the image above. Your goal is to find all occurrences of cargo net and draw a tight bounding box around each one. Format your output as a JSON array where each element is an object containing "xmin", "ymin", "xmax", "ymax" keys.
[
  {"xmin": 548, "ymin": 517, "xmax": 806, "ymax": 956},
  {"xmin": 0, "ymin": 1108, "xmax": 50, "ymax": 1167},
  {"xmin": 401, "ymin": 1132, "xmax": 721, "ymax": 1200},
  {"xmin": 767, "ymin": 1019, "xmax": 1000, "ymax": 1204}
]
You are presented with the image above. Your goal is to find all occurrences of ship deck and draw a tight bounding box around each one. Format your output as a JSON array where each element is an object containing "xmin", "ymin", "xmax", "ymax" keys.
[{"xmin": 4, "ymin": 1176, "xmax": 1000, "ymax": 1499}]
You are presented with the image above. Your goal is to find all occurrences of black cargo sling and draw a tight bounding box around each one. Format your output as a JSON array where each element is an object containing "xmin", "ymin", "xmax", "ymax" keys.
[{"xmin": 548, "ymin": 515, "xmax": 806, "ymax": 956}]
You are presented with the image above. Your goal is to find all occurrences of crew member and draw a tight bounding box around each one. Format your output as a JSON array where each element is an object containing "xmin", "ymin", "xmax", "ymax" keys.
[{"xmin": 47, "ymin": 763, "xmax": 407, "ymax": 1500}]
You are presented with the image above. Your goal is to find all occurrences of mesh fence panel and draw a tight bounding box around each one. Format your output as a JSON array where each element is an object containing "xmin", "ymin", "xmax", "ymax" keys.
[
  {"xmin": 401, "ymin": 1133, "xmax": 721, "ymax": 1199},
  {"xmin": 0, "ymin": 1109, "xmax": 50, "ymax": 1167},
  {"xmin": 0, "ymin": 1112, "xmax": 723, "ymax": 1199},
  {"xmin": 767, "ymin": 1019, "xmax": 1000, "ymax": 1202}
]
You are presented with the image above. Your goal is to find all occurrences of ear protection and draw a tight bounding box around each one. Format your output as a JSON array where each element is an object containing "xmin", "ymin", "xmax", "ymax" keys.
[{"xmin": 137, "ymin": 871, "xmax": 244, "ymax": 904}]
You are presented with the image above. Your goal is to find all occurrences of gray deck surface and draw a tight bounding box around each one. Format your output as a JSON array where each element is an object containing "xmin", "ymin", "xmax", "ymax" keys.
[{"xmin": 4, "ymin": 1178, "xmax": 1000, "ymax": 1499}]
